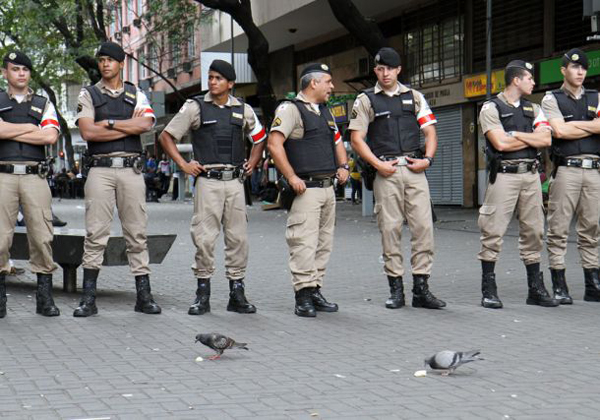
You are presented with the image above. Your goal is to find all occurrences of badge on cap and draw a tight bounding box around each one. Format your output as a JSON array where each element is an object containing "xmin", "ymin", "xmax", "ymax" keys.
[
  {"xmin": 525, "ymin": 62, "xmax": 533, "ymax": 70},
  {"xmin": 321, "ymin": 64, "xmax": 329, "ymax": 71},
  {"xmin": 375, "ymin": 54, "xmax": 381, "ymax": 62},
  {"xmin": 8, "ymin": 53, "xmax": 16, "ymax": 60},
  {"xmin": 572, "ymin": 54, "xmax": 579, "ymax": 61}
]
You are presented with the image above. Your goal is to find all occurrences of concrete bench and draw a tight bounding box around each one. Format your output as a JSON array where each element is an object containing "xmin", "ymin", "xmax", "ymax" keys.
[{"xmin": 9, "ymin": 227, "xmax": 176, "ymax": 293}]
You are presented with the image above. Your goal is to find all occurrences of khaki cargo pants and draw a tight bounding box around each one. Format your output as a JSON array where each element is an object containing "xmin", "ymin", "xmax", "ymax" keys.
[
  {"xmin": 82, "ymin": 167, "xmax": 150, "ymax": 275},
  {"xmin": 0, "ymin": 173, "xmax": 56, "ymax": 274},
  {"xmin": 191, "ymin": 177, "xmax": 248, "ymax": 280},
  {"xmin": 286, "ymin": 186, "xmax": 336, "ymax": 291},
  {"xmin": 478, "ymin": 171, "xmax": 544, "ymax": 265},
  {"xmin": 547, "ymin": 159, "xmax": 600, "ymax": 270},
  {"xmin": 373, "ymin": 167, "xmax": 434, "ymax": 278}
]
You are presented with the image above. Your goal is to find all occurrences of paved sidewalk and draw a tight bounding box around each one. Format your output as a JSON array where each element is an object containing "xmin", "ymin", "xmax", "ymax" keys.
[{"xmin": 1, "ymin": 198, "xmax": 599, "ymax": 419}]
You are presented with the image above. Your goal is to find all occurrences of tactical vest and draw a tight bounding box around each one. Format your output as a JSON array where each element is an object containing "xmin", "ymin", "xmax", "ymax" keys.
[
  {"xmin": 551, "ymin": 89, "xmax": 600, "ymax": 157},
  {"xmin": 190, "ymin": 96, "xmax": 246, "ymax": 165},
  {"xmin": 485, "ymin": 97, "xmax": 538, "ymax": 160},
  {"xmin": 0, "ymin": 92, "xmax": 47, "ymax": 162},
  {"xmin": 85, "ymin": 81, "xmax": 143, "ymax": 155},
  {"xmin": 283, "ymin": 100, "xmax": 337, "ymax": 177},
  {"xmin": 364, "ymin": 88, "xmax": 421, "ymax": 157}
]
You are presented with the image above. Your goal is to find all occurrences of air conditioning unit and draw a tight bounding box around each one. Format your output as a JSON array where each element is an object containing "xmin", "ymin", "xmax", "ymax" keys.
[
  {"xmin": 122, "ymin": 26, "xmax": 130, "ymax": 35},
  {"xmin": 167, "ymin": 68, "xmax": 176, "ymax": 79},
  {"xmin": 133, "ymin": 18, "xmax": 142, "ymax": 28},
  {"xmin": 183, "ymin": 61, "xmax": 192, "ymax": 73}
]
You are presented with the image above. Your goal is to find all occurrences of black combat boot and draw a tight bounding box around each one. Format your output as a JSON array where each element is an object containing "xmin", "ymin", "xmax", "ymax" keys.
[
  {"xmin": 526, "ymin": 272, "xmax": 559, "ymax": 307},
  {"xmin": 188, "ymin": 278, "xmax": 211, "ymax": 315},
  {"xmin": 311, "ymin": 286, "xmax": 338, "ymax": 312},
  {"xmin": 295, "ymin": 287, "xmax": 316, "ymax": 317},
  {"xmin": 412, "ymin": 275, "xmax": 446, "ymax": 309},
  {"xmin": 73, "ymin": 269, "xmax": 99, "ymax": 317},
  {"xmin": 227, "ymin": 279, "xmax": 256, "ymax": 313},
  {"xmin": 583, "ymin": 268, "xmax": 600, "ymax": 302},
  {"xmin": 550, "ymin": 269, "xmax": 572, "ymax": 304},
  {"xmin": 36, "ymin": 274, "xmax": 60, "ymax": 317},
  {"xmin": 385, "ymin": 276, "xmax": 405, "ymax": 309},
  {"xmin": 481, "ymin": 273, "xmax": 503, "ymax": 309},
  {"xmin": 0, "ymin": 274, "xmax": 6, "ymax": 318},
  {"xmin": 134, "ymin": 275, "xmax": 161, "ymax": 314}
]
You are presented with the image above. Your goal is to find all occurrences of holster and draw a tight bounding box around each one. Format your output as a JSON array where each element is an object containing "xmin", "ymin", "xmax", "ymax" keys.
[
  {"xmin": 550, "ymin": 148, "xmax": 562, "ymax": 179},
  {"xmin": 277, "ymin": 176, "xmax": 296, "ymax": 211},
  {"xmin": 485, "ymin": 147, "xmax": 501, "ymax": 185},
  {"xmin": 357, "ymin": 157, "xmax": 376, "ymax": 191}
]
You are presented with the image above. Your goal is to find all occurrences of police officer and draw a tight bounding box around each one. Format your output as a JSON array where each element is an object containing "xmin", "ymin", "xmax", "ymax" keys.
[
  {"xmin": 0, "ymin": 51, "xmax": 60, "ymax": 317},
  {"xmin": 159, "ymin": 60, "xmax": 266, "ymax": 315},
  {"xmin": 349, "ymin": 47, "xmax": 445, "ymax": 310},
  {"xmin": 478, "ymin": 60, "xmax": 558, "ymax": 308},
  {"xmin": 268, "ymin": 63, "xmax": 349, "ymax": 317},
  {"xmin": 541, "ymin": 49, "xmax": 600, "ymax": 303},
  {"xmin": 74, "ymin": 42, "xmax": 160, "ymax": 316}
]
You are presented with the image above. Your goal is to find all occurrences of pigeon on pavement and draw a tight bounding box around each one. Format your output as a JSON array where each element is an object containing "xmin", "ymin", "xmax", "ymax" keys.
[
  {"xmin": 424, "ymin": 350, "xmax": 483, "ymax": 375},
  {"xmin": 195, "ymin": 333, "xmax": 249, "ymax": 360}
]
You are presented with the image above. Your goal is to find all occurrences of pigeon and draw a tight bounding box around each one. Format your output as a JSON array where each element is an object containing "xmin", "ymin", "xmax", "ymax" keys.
[
  {"xmin": 424, "ymin": 350, "xmax": 483, "ymax": 375},
  {"xmin": 195, "ymin": 333, "xmax": 249, "ymax": 360}
]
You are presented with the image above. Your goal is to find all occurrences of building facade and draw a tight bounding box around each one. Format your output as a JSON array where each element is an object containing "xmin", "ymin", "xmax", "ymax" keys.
[{"xmin": 200, "ymin": 0, "xmax": 600, "ymax": 207}]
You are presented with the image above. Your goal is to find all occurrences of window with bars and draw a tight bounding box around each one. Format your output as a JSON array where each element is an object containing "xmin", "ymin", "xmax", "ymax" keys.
[
  {"xmin": 187, "ymin": 24, "xmax": 196, "ymax": 59},
  {"xmin": 136, "ymin": 0, "xmax": 144, "ymax": 16},
  {"xmin": 171, "ymin": 39, "xmax": 180, "ymax": 67},
  {"xmin": 127, "ymin": 55, "xmax": 134, "ymax": 82},
  {"xmin": 404, "ymin": 16, "xmax": 463, "ymax": 86},
  {"xmin": 138, "ymin": 48, "xmax": 146, "ymax": 79},
  {"xmin": 147, "ymin": 43, "xmax": 158, "ymax": 72}
]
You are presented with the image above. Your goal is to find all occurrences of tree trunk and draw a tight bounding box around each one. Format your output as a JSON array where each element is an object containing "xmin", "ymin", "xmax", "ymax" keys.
[
  {"xmin": 35, "ymin": 77, "xmax": 76, "ymax": 169},
  {"xmin": 327, "ymin": 0, "xmax": 388, "ymax": 56},
  {"xmin": 194, "ymin": 0, "xmax": 277, "ymax": 124}
]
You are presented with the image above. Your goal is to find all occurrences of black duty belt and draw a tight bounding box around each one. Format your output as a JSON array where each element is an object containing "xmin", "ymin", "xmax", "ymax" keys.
[
  {"xmin": 0, "ymin": 163, "xmax": 41, "ymax": 175},
  {"xmin": 499, "ymin": 161, "xmax": 538, "ymax": 174},
  {"xmin": 89, "ymin": 156, "xmax": 139, "ymax": 168},
  {"xmin": 381, "ymin": 153, "xmax": 421, "ymax": 164},
  {"xmin": 300, "ymin": 176, "xmax": 335, "ymax": 188},
  {"xmin": 558, "ymin": 157, "xmax": 600, "ymax": 169},
  {"xmin": 198, "ymin": 168, "xmax": 243, "ymax": 181}
]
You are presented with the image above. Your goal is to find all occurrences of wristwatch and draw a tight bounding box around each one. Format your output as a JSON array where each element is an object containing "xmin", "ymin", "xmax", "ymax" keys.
[
  {"xmin": 424, "ymin": 157, "xmax": 434, "ymax": 167},
  {"xmin": 107, "ymin": 119, "xmax": 116, "ymax": 129},
  {"xmin": 338, "ymin": 163, "xmax": 350, "ymax": 171}
]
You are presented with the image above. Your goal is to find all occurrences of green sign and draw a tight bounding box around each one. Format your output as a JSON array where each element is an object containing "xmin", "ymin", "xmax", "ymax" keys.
[{"xmin": 540, "ymin": 49, "xmax": 600, "ymax": 85}]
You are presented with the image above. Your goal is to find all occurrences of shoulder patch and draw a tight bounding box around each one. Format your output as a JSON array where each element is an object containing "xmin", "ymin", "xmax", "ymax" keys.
[
  {"xmin": 77, "ymin": 104, "xmax": 83, "ymax": 113},
  {"xmin": 351, "ymin": 108, "xmax": 358, "ymax": 119},
  {"xmin": 276, "ymin": 103, "xmax": 289, "ymax": 112},
  {"xmin": 272, "ymin": 117, "xmax": 282, "ymax": 128},
  {"xmin": 481, "ymin": 102, "xmax": 492, "ymax": 112}
]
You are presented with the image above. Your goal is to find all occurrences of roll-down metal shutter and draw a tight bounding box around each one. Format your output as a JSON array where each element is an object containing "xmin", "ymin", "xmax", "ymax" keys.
[{"xmin": 423, "ymin": 105, "xmax": 463, "ymax": 205}]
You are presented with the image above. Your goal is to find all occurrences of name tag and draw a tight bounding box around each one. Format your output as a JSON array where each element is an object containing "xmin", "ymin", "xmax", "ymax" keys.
[
  {"xmin": 589, "ymin": 106, "xmax": 597, "ymax": 112},
  {"xmin": 500, "ymin": 113, "xmax": 514, "ymax": 118},
  {"xmin": 402, "ymin": 100, "xmax": 413, "ymax": 105},
  {"xmin": 203, "ymin": 120, "xmax": 217, "ymax": 124},
  {"xmin": 232, "ymin": 112, "xmax": 243, "ymax": 119},
  {"xmin": 522, "ymin": 106, "xmax": 533, "ymax": 112},
  {"xmin": 125, "ymin": 92, "xmax": 137, "ymax": 99},
  {"xmin": 31, "ymin": 106, "xmax": 42, "ymax": 113}
]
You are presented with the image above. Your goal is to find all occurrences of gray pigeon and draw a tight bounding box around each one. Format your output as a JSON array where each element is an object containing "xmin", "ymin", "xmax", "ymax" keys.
[
  {"xmin": 195, "ymin": 333, "xmax": 249, "ymax": 360},
  {"xmin": 424, "ymin": 350, "xmax": 483, "ymax": 375}
]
